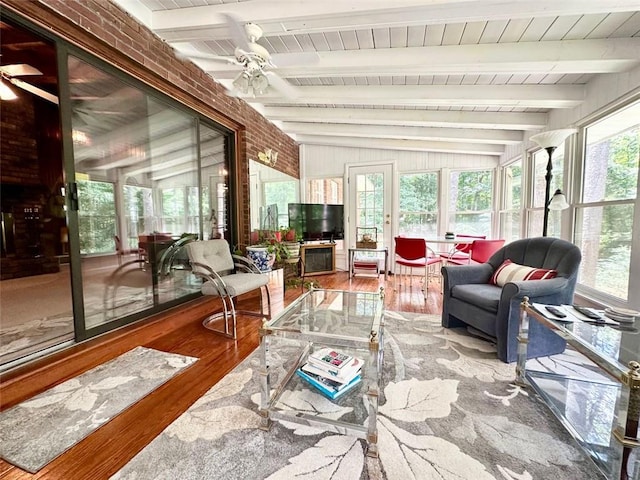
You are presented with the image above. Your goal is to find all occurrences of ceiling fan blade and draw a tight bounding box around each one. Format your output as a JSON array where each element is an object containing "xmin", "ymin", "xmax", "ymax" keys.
[
  {"xmin": 264, "ymin": 71, "xmax": 300, "ymax": 98},
  {"xmin": 222, "ymin": 13, "xmax": 251, "ymax": 52},
  {"xmin": 8, "ymin": 78, "xmax": 58, "ymax": 104},
  {"xmin": 0, "ymin": 64, "xmax": 42, "ymax": 77},
  {"xmin": 176, "ymin": 49, "xmax": 241, "ymax": 66},
  {"xmin": 270, "ymin": 52, "xmax": 320, "ymax": 68}
]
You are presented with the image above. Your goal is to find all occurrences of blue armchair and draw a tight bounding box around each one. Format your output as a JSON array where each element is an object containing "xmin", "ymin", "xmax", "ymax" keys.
[{"xmin": 441, "ymin": 237, "xmax": 582, "ymax": 363}]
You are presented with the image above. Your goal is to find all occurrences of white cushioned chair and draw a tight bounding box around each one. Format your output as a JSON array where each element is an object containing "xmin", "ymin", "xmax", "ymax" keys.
[{"xmin": 185, "ymin": 239, "xmax": 271, "ymax": 339}]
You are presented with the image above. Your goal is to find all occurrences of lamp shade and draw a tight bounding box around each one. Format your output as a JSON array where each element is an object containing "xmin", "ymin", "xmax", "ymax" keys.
[
  {"xmin": 529, "ymin": 128, "xmax": 577, "ymax": 149},
  {"xmin": 548, "ymin": 189, "xmax": 569, "ymax": 210}
]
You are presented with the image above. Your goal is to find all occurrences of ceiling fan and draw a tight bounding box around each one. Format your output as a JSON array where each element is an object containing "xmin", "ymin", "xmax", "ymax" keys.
[
  {"xmin": 0, "ymin": 63, "xmax": 58, "ymax": 104},
  {"xmin": 182, "ymin": 14, "xmax": 319, "ymax": 98}
]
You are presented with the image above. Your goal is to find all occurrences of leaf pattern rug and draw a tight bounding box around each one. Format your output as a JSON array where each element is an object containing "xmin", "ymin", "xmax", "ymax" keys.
[
  {"xmin": 0, "ymin": 346, "xmax": 197, "ymax": 473},
  {"xmin": 112, "ymin": 313, "xmax": 606, "ymax": 480}
]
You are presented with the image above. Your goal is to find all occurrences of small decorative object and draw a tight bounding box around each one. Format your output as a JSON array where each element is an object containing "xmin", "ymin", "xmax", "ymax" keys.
[
  {"xmin": 445, "ymin": 231, "xmax": 455, "ymax": 239},
  {"xmin": 356, "ymin": 227, "xmax": 377, "ymax": 249},
  {"xmin": 246, "ymin": 245, "xmax": 276, "ymax": 273},
  {"xmin": 257, "ymin": 148, "xmax": 278, "ymax": 167}
]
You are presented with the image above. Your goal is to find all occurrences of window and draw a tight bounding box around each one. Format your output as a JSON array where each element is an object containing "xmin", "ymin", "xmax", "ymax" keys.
[
  {"xmin": 448, "ymin": 169, "xmax": 493, "ymax": 236},
  {"xmin": 77, "ymin": 179, "xmax": 116, "ymax": 254},
  {"xmin": 527, "ymin": 148, "xmax": 565, "ymax": 237},
  {"xmin": 398, "ymin": 172, "xmax": 438, "ymax": 236},
  {"xmin": 499, "ymin": 160, "xmax": 522, "ymax": 242},
  {"xmin": 575, "ymin": 100, "xmax": 640, "ymax": 302},
  {"xmin": 307, "ymin": 178, "xmax": 343, "ymax": 204},
  {"xmin": 264, "ymin": 180, "xmax": 298, "ymax": 228}
]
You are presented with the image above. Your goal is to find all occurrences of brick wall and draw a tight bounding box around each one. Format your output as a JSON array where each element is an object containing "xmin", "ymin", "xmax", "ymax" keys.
[{"xmin": 2, "ymin": 0, "xmax": 300, "ymax": 245}]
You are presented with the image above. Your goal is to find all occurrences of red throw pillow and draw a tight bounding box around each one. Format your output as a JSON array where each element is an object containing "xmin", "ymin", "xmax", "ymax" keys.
[{"xmin": 490, "ymin": 259, "xmax": 558, "ymax": 286}]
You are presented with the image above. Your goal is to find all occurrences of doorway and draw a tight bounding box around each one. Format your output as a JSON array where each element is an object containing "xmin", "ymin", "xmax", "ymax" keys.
[{"xmin": 347, "ymin": 163, "xmax": 394, "ymax": 262}]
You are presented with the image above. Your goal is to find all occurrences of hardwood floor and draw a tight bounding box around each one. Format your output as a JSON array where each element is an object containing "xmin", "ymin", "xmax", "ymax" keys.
[{"xmin": 0, "ymin": 271, "xmax": 442, "ymax": 479}]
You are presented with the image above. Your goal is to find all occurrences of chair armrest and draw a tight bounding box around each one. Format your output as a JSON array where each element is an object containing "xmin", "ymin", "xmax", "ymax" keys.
[
  {"xmin": 441, "ymin": 263, "xmax": 493, "ymax": 287},
  {"xmin": 500, "ymin": 277, "xmax": 571, "ymax": 303},
  {"xmin": 232, "ymin": 254, "xmax": 262, "ymax": 274}
]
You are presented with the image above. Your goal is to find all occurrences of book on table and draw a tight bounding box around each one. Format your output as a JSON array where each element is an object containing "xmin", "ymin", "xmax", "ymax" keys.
[
  {"xmin": 301, "ymin": 355, "xmax": 363, "ymax": 384},
  {"xmin": 307, "ymin": 347, "xmax": 358, "ymax": 376},
  {"xmin": 296, "ymin": 366, "xmax": 362, "ymax": 400}
]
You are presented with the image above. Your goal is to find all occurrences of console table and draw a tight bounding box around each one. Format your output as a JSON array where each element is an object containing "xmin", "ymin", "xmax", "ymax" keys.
[
  {"xmin": 348, "ymin": 247, "xmax": 388, "ymax": 280},
  {"xmin": 517, "ymin": 297, "xmax": 640, "ymax": 479}
]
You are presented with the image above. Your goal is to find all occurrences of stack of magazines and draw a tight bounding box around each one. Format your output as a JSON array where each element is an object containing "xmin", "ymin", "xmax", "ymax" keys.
[{"xmin": 296, "ymin": 347, "xmax": 363, "ymax": 400}]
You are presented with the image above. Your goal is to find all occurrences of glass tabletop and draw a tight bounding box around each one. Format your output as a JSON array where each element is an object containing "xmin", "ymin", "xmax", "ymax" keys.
[
  {"xmin": 266, "ymin": 288, "xmax": 384, "ymax": 341},
  {"xmin": 530, "ymin": 309, "xmax": 639, "ymax": 380}
]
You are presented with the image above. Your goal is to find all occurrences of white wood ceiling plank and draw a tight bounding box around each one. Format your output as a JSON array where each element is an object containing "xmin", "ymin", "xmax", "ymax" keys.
[
  {"xmin": 379, "ymin": 77, "xmax": 393, "ymax": 86},
  {"xmin": 425, "ymin": 24, "xmax": 445, "ymax": 46},
  {"xmin": 523, "ymin": 73, "xmax": 547, "ymax": 84},
  {"xmin": 405, "ymin": 75, "xmax": 419, "ymax": 85},
  {"xmin": 587, "ymin": 13, "xmax": 637, "ymax": 38},
  {"xmin": 475, "ymin": 75, "xmax": 496, "ymax": 85},
  {"xmin": 433, "ymin": 75, "xmax": 448, "ymax": 85},
  {"xmin": 308, "ymin": 32, "xmax": 330, "ymax": 51},
  {"xmin": 479, "ymin": 19, "xmax": 508, "ymax": 43},
  {"xmin": 342, "ymin": 77, "xmax": 355, "ymax": 85},
  {"xmin": 499, "ymin": 18, "xmax": 532, "ymax": 43},
  {"xmin": 541, "ymin": 15, "xmax": 582, "ymax": 41},
  {"xmin": 519, "ymin": 17, "xmax": 556, "ymax": 42},
  {"xmin": 460, "ymin": 21, "xmax": 486, "ymax": 45},
  {"xmin": 447, "ymin": 74, "xmax": 464, "ymax": 85},
  {"xmin": 563, "ymin": 14, "xmax": 608, "ymax": 40},
  {"xmin": 355, "ymin": 29, "xmax": 375, "ymax": 49},
  {"xmin": 262, "ymin": 35, "xmax": 287, "ymax": 54},
  {"xmin": 507, "ymin": 73, "xmax": 529, "ymax": 84},
  {"xmin": 392, "ymin": 76, "xmax": 405, "ymax": 85},
  {"xmin": 493, "ymin": 74, "xmax": 512, "ymax": 85},
  {"xmin": 407, "ymin": 25, "xmax": 426, "ymax": 47},
  {"xmin": 366, "ymin": 76, "xmax": 380, "ymax": 85},
  {"xmin": 279, "ymin": 34, "xmax": 304, "ymax": 52},
  {"xmin": 613, "ymin": 12, "xmax": 640, "ymax": 37},
  {"xmin": 461, "ymin": 74, "xmax": 480, "ymax": 85},
  {"xmin": 539, "ymin": 73, "xmax": 564, "ymax": 84},
  {"xmin": 294, "ymin": 34, "xmax": 317, "ymax": 52},
  {"xmin": 556, "ymin": 73, "xmax": 588, "ymax": 84},
  {"xmin": 339, "ymin": 31, "xmax": 359, "ymax": 50},
  {"xmin": 418, "ymin": 75, "xmax": 435, "ymax": 85},
  {"xmin": 372, "ymin": 28, "xmax": 391, "ymax": 48},
  {"xmin": 323, "ymin": 31, "xmax": 345, "ymax": 51},
  {"xmin": 442, "ymin": 23, "xmax": 465, "ymax": 45},
  {"xmin": 390, "ymin": 26, "xmax": 408, "ymax": 48}
]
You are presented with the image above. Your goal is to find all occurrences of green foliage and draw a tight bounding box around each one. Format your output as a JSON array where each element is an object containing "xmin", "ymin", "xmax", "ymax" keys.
[
  {"xmin": 77, "ymin": 180, "xmax": 116, "ymax": 254},
  {"xmin": 453, "ymin": 170, "xmax": 492, "ymax": 211}
]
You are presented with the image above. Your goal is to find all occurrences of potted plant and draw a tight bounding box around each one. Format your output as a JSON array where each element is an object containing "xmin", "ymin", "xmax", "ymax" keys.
[{"xmin": 280, "ymin": 227, "xmax": 301, "ymax": 263}]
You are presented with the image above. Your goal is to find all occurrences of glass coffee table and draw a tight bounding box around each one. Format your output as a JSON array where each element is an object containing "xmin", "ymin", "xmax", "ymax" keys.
[{"xmin": 258, "ymin": 287, "xmax": 385, "ymax": 457}]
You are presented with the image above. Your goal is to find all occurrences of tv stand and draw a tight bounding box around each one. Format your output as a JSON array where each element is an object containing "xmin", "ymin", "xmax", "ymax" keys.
[{"xmin": 300, "ymin": 243, "xmax": 335, "ymax": 276}]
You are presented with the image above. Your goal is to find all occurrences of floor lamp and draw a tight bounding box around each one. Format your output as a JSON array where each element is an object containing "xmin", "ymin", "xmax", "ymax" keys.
[{"xmin": 529, "ymin": 128, "xmax": 576, "ymax": 236}]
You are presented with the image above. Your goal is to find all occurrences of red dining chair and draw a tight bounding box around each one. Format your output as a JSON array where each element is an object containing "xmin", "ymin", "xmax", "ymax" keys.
[
  {"xmin": 394, "ymin": 236, "xmax": 441, "ymax": 299},
  {"xmin": 446, "ymin": 238, "xmax": 506, "ymax": 265},
  {"xmin": 439, "ymin": 234, "xmax": 486, "ymax": 264}
]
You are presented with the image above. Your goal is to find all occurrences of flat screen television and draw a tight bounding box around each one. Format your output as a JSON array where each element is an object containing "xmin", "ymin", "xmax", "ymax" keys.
[{"xmin": 288, "ymin": 203, "xmax": 344, "ymax": 241}]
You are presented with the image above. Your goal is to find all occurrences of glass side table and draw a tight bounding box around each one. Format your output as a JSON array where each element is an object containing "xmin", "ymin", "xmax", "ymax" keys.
[
  {"xmin": 517, "ymin": 297, "xmax": 640, "ymax": 479},
  {"xmin": 259, "ymin": 287, "xmax": 385, "ymax": 457}
]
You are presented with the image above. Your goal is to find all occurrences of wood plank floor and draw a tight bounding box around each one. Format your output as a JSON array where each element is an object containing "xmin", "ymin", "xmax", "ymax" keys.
[{"xmin": 0, "ymin": 271, "xmax": 442, "ymax": 479}]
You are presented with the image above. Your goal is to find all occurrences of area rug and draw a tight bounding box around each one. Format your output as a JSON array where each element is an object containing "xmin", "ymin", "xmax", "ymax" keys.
[
  {"xmin": 112, "ymin": 313, "xmax": 606, "ymax": 480},
  {"xmin": 0, "ymin": 346, "xmax": 198, "ymax": 473}
]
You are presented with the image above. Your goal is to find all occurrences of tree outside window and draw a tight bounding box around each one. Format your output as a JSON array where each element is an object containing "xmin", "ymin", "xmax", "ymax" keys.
[
  {"xmin": 398, "ymin": 172, "xmax": 438, "ymax": 236},
  {"xmin": 575, "ymin": 100, "xmax": 639, "ymax": 301},
  {"xmin": 448, "ymin": 170, "xmax": 493, "ymax": 236}
]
